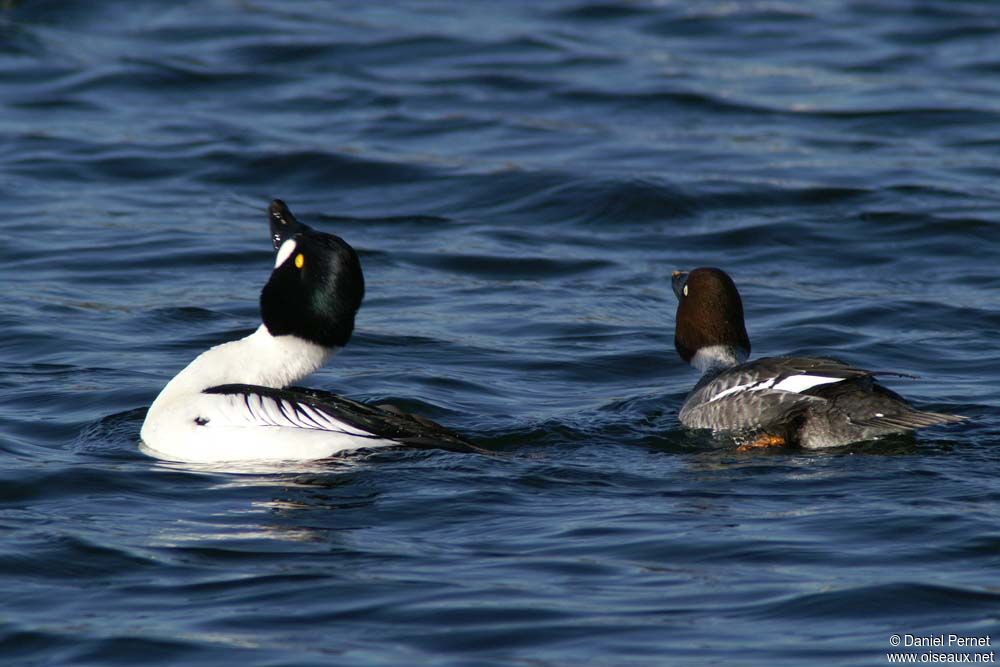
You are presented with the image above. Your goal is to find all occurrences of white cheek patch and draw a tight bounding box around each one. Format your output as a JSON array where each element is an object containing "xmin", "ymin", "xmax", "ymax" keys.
[
  {"xmin": 773, "ymin": 374, "xmax": 845, "ymax": 393},
  {"xmin": 274, "ymin": 239, "xmax": 297, "ymax": 268}
]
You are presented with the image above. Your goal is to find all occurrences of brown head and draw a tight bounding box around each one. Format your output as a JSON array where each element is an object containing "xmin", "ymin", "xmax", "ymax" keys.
[{"xmin": 671, "ymin": 267, "xmax": 751, "ymax": 368}]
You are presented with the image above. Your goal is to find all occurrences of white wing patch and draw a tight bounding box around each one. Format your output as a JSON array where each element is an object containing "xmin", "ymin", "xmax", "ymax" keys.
[
  {"xmin": 708, "ymin": 378, "xmax": 775, "ymax": 403},
  {"xmin": 708, "ymin": 374, "xmax": 846, "ymax": 403},
  {"xmin": 772, "ymin": 374, "xmax": 844, "ymax": 393},
  {"xmin": 211, "ymin": 391, "xmax": 379, "ymax": 438}
]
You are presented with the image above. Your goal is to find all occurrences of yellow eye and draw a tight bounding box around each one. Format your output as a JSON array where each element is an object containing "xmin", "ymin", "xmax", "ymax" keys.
[
  {"xmin": 683, "ymin": 284, "xmax": 688, "ymax": 296},
  {"xmin": 294, "ymin": 253, "xmax": 304, "ymax": 269}
]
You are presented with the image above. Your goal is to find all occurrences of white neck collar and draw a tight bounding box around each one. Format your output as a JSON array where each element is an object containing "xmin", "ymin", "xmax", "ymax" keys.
[
  {"xmin": 691, "ymin": 345, "xmax": 747, "ymax": 373},
  {"xmin": 157, "ymin": 324, "xmax": 336, "ymax": 397}
]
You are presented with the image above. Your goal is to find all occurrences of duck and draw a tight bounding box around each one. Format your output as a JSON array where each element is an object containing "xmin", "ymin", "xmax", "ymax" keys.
[
  {"xmin": 670, "ymin": 267, "xmax": 964, "ymax": 449},
  {"xmin": 140, "ymin": 199, "xmax": 484, "ymax": 463}
]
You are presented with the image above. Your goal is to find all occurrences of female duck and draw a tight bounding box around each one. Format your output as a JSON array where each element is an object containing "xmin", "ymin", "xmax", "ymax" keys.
[{"xmin": 671, "ymin": 267, "xmax": 964, "ymax": 449}]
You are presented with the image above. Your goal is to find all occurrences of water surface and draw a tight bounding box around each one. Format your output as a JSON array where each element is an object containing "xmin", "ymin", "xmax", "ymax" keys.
[{"xmin": 1, "ymin": 1, "xmax": 999, "ymax": 665}]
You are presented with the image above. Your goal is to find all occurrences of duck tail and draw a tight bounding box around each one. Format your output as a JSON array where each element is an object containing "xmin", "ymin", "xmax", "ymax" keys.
[{"xmin": 850, "ymin": 409, "xmax": 966, "ymax": 431}]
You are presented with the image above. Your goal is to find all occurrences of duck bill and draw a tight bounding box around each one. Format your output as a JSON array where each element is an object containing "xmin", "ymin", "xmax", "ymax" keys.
[
  {"xmin": 671, "ymin": 270, "xmax": 689, "ymax": 300},
  {"xmin": 269, "ymin": 199, "xmax": 307, "ymax": 250}
]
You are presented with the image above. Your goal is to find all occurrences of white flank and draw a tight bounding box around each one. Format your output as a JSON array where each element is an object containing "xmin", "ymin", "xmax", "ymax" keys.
[
  {"xmin": 137, "ymin": 324, "xmax": 398, "ymax": 463},
  {"xmin": 274, "ymin": 238, "xmax": 297, "ymax": 268}
]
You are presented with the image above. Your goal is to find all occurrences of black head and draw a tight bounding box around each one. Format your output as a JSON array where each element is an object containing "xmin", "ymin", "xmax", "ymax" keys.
[
  {"xmin": 260, "ymin": 202, "xmax": 364, "ymax": 349},
  {"xmin": 269, "ymin": 198, "xmax": 309, "ymax": 250},
  {"xmin": 671, "ymin": 267, "xmax": 750, "ymax": 364}
]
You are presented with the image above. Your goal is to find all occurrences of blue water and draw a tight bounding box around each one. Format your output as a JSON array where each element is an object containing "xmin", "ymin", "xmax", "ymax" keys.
[{"xmin": 2, "ymin": 1, "xmax": 999, "ymax": 665}]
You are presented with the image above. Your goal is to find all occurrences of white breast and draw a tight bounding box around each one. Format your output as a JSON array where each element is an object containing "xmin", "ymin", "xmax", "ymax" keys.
[{"xmin": 141, "ymin": 325, "xmax": 395, "ymax": 463}]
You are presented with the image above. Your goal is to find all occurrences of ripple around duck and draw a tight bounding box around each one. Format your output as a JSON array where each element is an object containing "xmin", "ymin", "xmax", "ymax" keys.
[
  {"xmin": 400, "ymin": 251, "xmax": 613, "ymax": 279},
  {"xmin": 448, "ymin": 174, "xmax": 699, "ymax": 225},
  {"xmin": 203, "ymin": 148, "xmax": 435, "ymax": 188},
  {"xmin": 226, "ymin": 34, "xmax": 495, "ymax": 68},
  {"xmin": 557, "ymin": 87, "xmax": 780, "ymax": 116},
  {"xmin": 749, "ymin": 582, "xmax": 1000, "ymax": 622}
]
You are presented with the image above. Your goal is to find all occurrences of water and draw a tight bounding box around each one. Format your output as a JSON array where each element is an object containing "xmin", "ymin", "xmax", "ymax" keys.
[{"xmin": 2, "ymin": 1, "xmax": 999, "ymax": 665}]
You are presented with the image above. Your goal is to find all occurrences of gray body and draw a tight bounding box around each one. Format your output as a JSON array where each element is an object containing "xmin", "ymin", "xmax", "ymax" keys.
[{"xmin": 679, "ymin": 356, "xmax": 962, "ymax": 448}]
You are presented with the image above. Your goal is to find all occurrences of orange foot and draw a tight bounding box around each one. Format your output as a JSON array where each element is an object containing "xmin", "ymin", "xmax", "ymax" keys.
[{"xmin": 736, "ymin": 434, "xmax": 786, "ymax": 452}]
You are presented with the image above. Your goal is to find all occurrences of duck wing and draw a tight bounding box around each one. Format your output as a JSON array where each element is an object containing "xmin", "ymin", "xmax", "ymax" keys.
[
  {"xmin": 808, "ymin": 380, "xmax": 966, "ymax": 430},
  {"xmin": 678, "ymin": 356, "xmax": 873, "ymax": 431},
  {"xmin": 203, "ymin": 384, "xmax": 488, "ymax": 455},
  {"xmin": 680, "ymin": 355, "xmax": 964, "ymax": 434}
]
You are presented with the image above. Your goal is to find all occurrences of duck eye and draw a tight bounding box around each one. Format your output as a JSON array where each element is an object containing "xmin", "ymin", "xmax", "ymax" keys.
[
  {"xmin": 294, "ymin": 253, "xmax": 305, "ymax": 269},
  {"xmin": 683, "ymin": 284, "xmax": 689, "ymax": 297}
]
